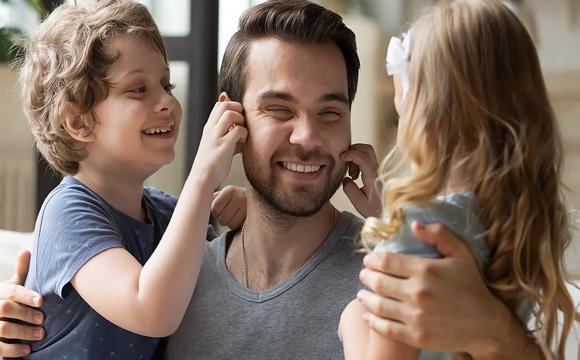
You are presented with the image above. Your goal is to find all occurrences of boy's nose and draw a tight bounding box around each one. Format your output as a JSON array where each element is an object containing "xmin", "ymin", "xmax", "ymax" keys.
[{"xmin": 156, "ymin": 88, "xmax": 176, "ymax": 113}]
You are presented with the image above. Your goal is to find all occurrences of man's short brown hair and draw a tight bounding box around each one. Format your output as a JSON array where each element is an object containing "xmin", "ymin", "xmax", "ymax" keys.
[{"xmin": 219, "ymin": 0, "xmax": 360, "ymax": 106}]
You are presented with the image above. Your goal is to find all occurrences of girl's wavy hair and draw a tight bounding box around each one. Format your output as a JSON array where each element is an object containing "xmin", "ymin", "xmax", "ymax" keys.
[
  {"xmin": 16, "ymin": 0, "xmax": 167, "ymax": 175},
  {"xmin": 364, "ymin": 0, "xmax": 579, "ymax": 358}
]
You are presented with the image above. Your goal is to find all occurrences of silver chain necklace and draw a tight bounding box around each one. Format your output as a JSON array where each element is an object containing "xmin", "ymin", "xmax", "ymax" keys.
[{"xmin": 240, "ymin": 207, "xmax": 338, "ymax": 289}]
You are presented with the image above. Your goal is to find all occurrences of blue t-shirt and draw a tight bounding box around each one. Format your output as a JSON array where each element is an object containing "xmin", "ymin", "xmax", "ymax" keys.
[
  {"xmin": 373, "ymin": 192, "xmax": 492, "ymax": 360},
  {"xmin": 21, "ymin": 176, "xmax": 216, "ymax": 360},
  {"xmin": 374, "ymin": 192, "xmax": 490, "ymax": 270}
]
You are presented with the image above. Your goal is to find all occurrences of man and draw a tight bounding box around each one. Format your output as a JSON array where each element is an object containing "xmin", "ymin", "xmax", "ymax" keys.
[{"xmin": 0, "ymin": 1, "xmax": 544, "ymax": 359}]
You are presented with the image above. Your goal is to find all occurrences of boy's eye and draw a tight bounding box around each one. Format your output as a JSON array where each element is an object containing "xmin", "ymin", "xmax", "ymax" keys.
[
  {"xmin": 164, "ymin": 83, "xmax": 176, "ymax": 93},
  {"xmin": 131, "ymin": 87, "xmax": 146, "ymax": 93}
]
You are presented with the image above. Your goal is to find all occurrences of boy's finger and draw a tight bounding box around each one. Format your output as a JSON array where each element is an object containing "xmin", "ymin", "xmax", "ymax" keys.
[
  {"xmin": 228, "ymin": 209, "xmax": 246, "ymax": 230},
  {"xmin": 211, "ymin": 191, "xmax": 233, "ymax": 216},
  {"xmin": 216, "ymin": 110, "xmax": 245, "ymax": 134},
  {"xmin": 208, "ymin": 101, "xmax": 243, "ymax": 126},
  {"xmin": 223, "ymin": 125, "xmax": 248, "ymax": 149}
]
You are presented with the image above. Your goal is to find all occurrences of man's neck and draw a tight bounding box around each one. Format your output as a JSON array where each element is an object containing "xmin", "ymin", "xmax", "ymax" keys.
[{"xmin": 225, "ymin": 196, "xmax": 340, "ymax": 292}]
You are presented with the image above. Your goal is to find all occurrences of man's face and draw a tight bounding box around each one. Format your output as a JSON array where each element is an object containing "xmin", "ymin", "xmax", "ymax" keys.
[{"xmin": 241, "ymin": 38, "xmax": 351, "ymax": 217}]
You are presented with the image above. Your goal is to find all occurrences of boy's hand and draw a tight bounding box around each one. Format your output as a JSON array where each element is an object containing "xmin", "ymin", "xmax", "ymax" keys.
[
  {"xmin": 0, "ymin": 250, "xmax": 46, "ymax": 358},
  {"xmin": 212, "ymin": 185, "xmax": 247, "ymax": 230},
  {"xmin": 340, "ymin": 143, "xmax": 382, "ymax": 218},
  {"xmin": 191, "ymin": 93, "xmax": 248, "ymax": 190}
]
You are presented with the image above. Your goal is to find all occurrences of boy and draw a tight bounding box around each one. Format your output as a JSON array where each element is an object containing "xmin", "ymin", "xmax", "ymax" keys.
[{"xmin": 16, "ymin": 0, "xmax": 246, "ymax": 358}]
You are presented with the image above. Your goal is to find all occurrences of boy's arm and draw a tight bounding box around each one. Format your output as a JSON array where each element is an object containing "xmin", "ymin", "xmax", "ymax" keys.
[
  {"xmin": 0, "ymin": 250, "xmax": 45, "ymax": 358},
  {"xmin": 72, "ymin": 99, "xmax": 247, "ymax": 337},
  {"xmin": 358, "ymin": 222, "xmax": 543, "ymax": 360}
]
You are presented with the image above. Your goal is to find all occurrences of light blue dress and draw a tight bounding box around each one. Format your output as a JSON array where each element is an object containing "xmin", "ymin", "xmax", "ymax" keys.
[{"xmin": 373, "ymin": 192, "xmax": 490, "ymax": 360}]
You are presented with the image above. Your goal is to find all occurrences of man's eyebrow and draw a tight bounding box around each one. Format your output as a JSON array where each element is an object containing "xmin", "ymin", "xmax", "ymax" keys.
[
  {"xmin": 319, "ymin": 93, "xmax": 349, "ymax": 106},
  {"xmin": 257, "ymin": 91, "xmax": 298, "ymax": 103}
]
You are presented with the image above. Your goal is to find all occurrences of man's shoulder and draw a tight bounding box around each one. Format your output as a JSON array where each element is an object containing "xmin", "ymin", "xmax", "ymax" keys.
[{"xmin": 339, "ymin": 211, "xmax": 364, "ymax": 236}]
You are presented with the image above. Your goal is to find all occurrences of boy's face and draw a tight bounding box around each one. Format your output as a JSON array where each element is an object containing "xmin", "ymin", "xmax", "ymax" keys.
[
  {"xmin": 84, "ymin": 37, "xmax": 182, "ymax": 177},
  {"xmin": 240, "ymin": 38, "xmax": 351, "ymax": 216}
]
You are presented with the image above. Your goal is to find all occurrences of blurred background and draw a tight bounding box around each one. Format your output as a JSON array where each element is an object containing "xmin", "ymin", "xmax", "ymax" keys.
[{"xmin": 0, "ymin": 0, "xmax": 579, "ymax": 272}]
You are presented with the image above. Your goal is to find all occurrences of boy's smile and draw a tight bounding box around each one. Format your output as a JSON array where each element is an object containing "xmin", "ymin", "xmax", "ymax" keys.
[{"xmin": 81, "ymin": 37, "xmax": 183, "ymax": 180}]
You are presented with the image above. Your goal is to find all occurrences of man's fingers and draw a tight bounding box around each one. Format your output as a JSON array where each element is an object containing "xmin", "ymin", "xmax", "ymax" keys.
[
  {"xmin": 0, "ymin": 283, "xmax": 42, "ymax": 309},
  {"xmin": 11, "ymin": 250, "xmax": 31, "ymax": 286},
  {"xmin": 0, "ymin": 320, "xmax": 45, "ymax": 341},
  {"xmin": 357, "ymin": 289, "xmax": 407, "ymax": 322},
  {"xmin": 363, "ymin": 312, "xmax": 411, "ymax": 345},
  {"xmin": 410, "ymin": 221, "xmax": 469, "ymax": 258},
  {"xmin": 0, "ymin": 300, "xmax": 44, "ymax": 325},
  {"xmin": 359, "ymin": 268, "xmax": 409, "ymax": 302},
  {"xmin": 362, "ymin": 252, "xmax": 421, "ymax": 279},
  {"xmin": 0, "ymin": 342, "xmax": 32, "ymax": 358}
]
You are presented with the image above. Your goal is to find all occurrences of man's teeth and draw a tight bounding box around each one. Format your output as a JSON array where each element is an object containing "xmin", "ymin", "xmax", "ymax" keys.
[
  {"xmin": 144, "ymin": 125, "xmax": 172, "ymax": 135},
  {"xmin": 281, "ymin": 162, "xmax": 321, "ymax": 173}
]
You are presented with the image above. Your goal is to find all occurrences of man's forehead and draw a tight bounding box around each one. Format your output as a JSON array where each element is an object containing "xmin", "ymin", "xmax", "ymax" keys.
[{"xmin": 244, "ymin": 38, "xmax": 349, "ymax": 103}]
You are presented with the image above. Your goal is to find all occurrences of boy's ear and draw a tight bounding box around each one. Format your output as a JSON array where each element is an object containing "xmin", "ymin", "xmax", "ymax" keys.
[{"xmin": 61, "ymin": 104, "xmax": 96, "ymax": 143}]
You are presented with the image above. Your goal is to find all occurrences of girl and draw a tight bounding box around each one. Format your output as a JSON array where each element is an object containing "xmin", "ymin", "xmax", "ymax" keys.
[{"xmin": 340, "ymin": 0, "xmax": 579, "ymax": 359}]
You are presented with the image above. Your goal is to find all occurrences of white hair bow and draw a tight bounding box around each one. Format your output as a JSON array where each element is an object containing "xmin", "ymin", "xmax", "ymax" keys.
[{"xmin": 386, "ymin": 27, "xmax": 413, "ymax": 100}]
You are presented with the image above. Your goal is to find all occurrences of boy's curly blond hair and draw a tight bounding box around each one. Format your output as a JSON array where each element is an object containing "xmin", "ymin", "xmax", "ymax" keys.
[{"xmin": 16, "ymin": 0, "xmax": 167, "ymax": 175}]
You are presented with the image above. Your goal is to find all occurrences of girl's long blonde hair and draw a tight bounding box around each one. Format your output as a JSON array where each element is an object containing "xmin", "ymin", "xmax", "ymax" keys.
[{"xmin": 364, "ymin": 0, "xmax": 580, "ymax": 358}]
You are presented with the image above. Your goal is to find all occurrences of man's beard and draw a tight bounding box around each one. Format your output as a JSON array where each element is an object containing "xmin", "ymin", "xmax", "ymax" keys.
[{"xmin": 243, "ymin": 145, "xmax": 347, "ymax": 218}]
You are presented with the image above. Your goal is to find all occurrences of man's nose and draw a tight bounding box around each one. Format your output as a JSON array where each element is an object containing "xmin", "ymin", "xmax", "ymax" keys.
[{"xmin": 289, "ymin": 116, "xmax": 323, "ymax": 150}]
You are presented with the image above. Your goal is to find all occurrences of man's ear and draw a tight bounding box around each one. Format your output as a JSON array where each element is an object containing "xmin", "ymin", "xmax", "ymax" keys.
[
  {"xmin": 219, "ymin": 92, "xmax": 232, "ymax": 102},
  {"xmin": 61, "ymin": 104, "xmax": 96, "ymax": 143}
]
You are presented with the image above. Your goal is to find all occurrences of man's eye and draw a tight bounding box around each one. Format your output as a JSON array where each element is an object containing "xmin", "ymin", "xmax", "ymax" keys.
[
  {"xmin": 267, "ymin": 108, "xmax": 290, "ymax": 113},
  {"xmin": 320, "ymin": 111, "xmax": 341, "ymax": 121}
]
